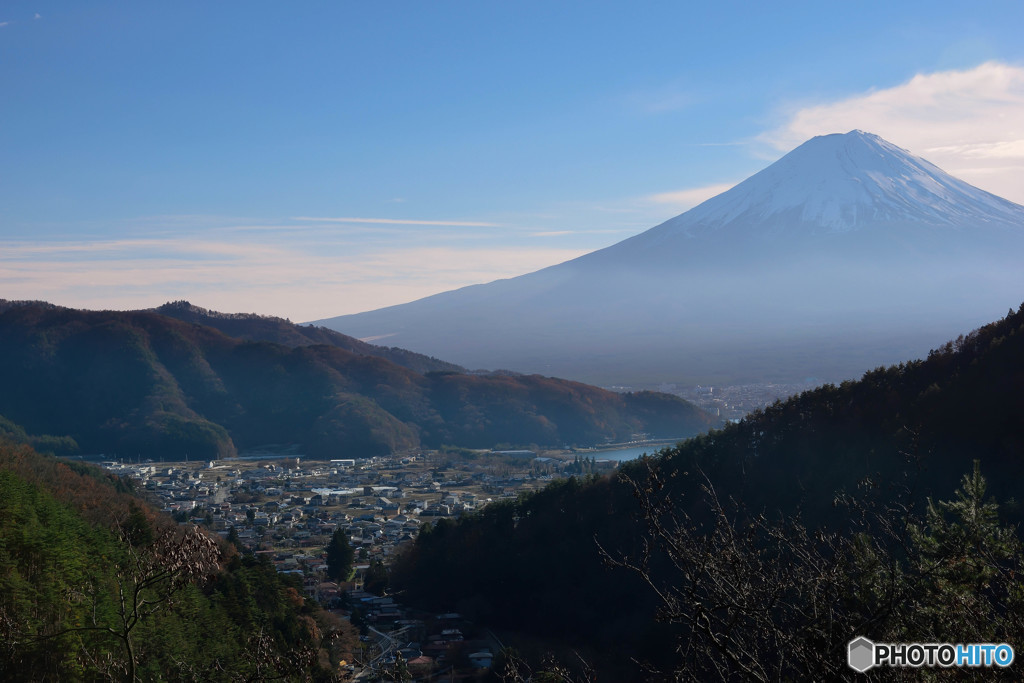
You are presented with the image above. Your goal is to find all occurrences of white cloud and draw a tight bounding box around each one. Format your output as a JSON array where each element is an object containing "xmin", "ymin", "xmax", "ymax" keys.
[
  {"xmin": 0, "ymin": 22, "xmax": 9, "ymax": 28},
  {"xmin": 646, "ymin": 183, "xmax": 736, "ymax": 210},
  {"xmin": 1, "ymin": 238, "xmax": 280, "ymax": 259},
  {"xmin": 760, "ymin": 61, "xmax": 1024, "ymax": 203},
  {"xmin": 292, "ymin": 216, "xmax": 501, "ymax": 227},
  {"xmin": 528, "ymin": 229, "xmax": 635, "ymax": 237},
  {"xmin": 0, "ymin": 234, "xmax": 586, "ymax": 322}
]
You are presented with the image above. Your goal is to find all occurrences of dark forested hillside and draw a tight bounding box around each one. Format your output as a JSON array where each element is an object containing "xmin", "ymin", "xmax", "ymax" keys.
[
  {"xmin": 659, "ymin": 301, "xmax": 1024, "ymax": 518},
  {"xmin": 391, "ymin": 302, "xmax": 1024, "ymax": 679},
  {"xmin": 0, "ymin": 301, "xmax": 714, "ymax": 460},
  {"xmin": 0, "ymin": 442, "xmax": 354, "ymax": 681},
  {"xmin": 153, "ymin": 300, "xmax": 465, "ymax": 375}
]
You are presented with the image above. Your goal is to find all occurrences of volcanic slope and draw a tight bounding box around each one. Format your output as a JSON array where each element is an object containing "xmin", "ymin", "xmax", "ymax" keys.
[{"xmin": 316, "ymin": 131, "xmax": 1024, "ymax": 386}]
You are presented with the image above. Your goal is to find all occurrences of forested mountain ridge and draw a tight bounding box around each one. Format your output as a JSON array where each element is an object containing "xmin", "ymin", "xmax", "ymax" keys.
[
  {"xmin": 0, "ymin": 301, "xmax": 714, "ymax": 460},
  {"xmin": 661, "ymin": 300, "xmax": 1024, "ymax": 517},
  {"xmin": 152, "ymin": 300, "xmax": 465, "ymax": 375},
  {"xmin": 391, "ymin": 301, "xmax": 1024, "ymax": 678}
]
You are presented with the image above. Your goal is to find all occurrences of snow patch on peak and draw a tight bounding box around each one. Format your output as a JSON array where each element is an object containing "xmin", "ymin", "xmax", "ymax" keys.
[{"xmin": 655, "ymin": 130, "xmax": 1024, "ymax": 239}]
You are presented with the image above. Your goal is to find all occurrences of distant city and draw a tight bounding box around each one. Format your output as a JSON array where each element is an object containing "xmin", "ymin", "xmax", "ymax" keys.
[{"xmin": 607, "ymin": 382, "xmax": 816, "ymax": 422}]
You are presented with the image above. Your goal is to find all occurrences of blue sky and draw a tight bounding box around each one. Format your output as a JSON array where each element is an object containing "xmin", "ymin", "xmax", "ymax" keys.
[{"xmin": 3, "ymin": 1, "xmax": 1024, "ymax": 321}]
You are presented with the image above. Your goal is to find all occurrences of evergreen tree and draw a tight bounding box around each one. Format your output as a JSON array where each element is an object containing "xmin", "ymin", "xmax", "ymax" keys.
[
  {"xmin": 903, "ymin": 460, "xmax": 1023, "ymax": 644},
  {"xmin": 123, "ymin": 500, "xmax": 154, "ymax": 547},
  {"xmin": 364, "ymin": 559, "xmax": 388, "ymax": 595},
  {"xmin": 227, "ymin": 525, "xmax": 244, "ymax": 553},
  {"xmin": 325, "ymin": 528, "xmax": 355, "ymax": 582}
]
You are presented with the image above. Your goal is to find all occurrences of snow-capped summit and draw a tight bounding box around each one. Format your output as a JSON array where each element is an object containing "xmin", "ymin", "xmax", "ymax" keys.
[
  {"xmin": 316, "ymin": 132, "xmax": 1024, "ymax": 387},
  {"xmin": 688, "ymin": 130, "xmax": 1022, "ymax": 232},
  {"xmin": 596, "ymin": 131, "xmax": 1024, "ymax": 262}
]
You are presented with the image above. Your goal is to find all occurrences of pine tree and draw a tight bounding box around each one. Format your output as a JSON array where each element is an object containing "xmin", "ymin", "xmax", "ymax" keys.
[
  {"xmin": 364, "ymin": 559, "xmax": 388, "ymax": 595},
  {"xmin": 227, "ymin": 525, "xmax": 244, "ymax": 552},
  {"xmin": 905, "ymin": 460, "xmax": 1022, "ymax": 643},
  {"xmin": 325, "ymin": 528, "xmax": 355, "ymax": 582}
]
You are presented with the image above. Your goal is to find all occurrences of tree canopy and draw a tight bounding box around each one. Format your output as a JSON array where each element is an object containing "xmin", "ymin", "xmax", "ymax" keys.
[{"xmin": 0, "ymin": 442, "xmax": 357, "ymax": 680}]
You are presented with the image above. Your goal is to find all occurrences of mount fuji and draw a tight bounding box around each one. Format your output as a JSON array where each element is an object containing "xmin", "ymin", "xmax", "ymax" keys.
[{"xmin": 315, "ymin": 131, "xmax": 1024, "ymax": 386}]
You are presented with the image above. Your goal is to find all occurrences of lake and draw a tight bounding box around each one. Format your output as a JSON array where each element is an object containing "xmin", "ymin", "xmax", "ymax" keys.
[{"xmin": 587, "ymin": 443, "xmax": 676, "ymax": 462}]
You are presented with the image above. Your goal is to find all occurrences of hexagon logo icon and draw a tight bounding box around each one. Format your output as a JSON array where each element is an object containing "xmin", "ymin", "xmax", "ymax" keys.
[{"xmin": 848, "ymin": 636, "xmax": 875, "ymax": 672}]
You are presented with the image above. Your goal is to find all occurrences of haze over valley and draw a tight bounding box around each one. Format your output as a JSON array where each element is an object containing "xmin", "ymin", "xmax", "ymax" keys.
[{"xmin": 317, "ymin": 131, "xmax": 1024, "ymax": 391}]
